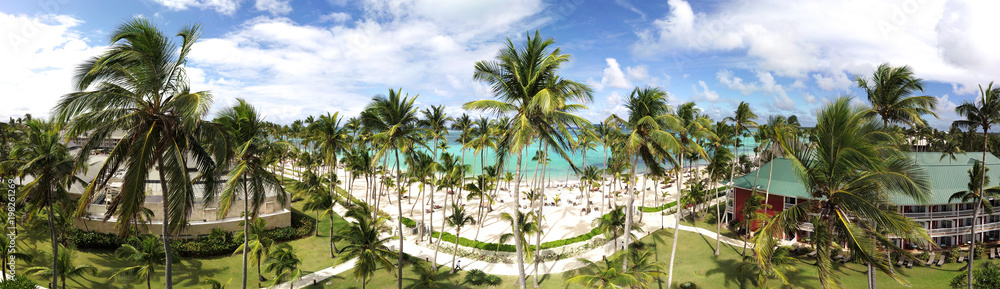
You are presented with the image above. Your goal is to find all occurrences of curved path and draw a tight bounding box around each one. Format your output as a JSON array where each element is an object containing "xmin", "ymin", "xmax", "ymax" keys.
[{"xmin": 267, "ymin": 199, "xmax": 751, "ymax": 289}]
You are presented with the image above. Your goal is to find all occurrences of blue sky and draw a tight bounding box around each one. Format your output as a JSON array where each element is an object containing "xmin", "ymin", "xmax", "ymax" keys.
[{"xmin": 2, "ymin": 0, "xmax": 998, "ymax": 128}]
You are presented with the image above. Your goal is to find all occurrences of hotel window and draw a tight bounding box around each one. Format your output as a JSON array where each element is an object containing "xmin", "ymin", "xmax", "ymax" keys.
[
  {"xmin": 912, "ymin": 206, "xmax": 927, "ymax": 213},
  {"xmin": 991, "ymin": 215, "xmax": 1000, "ymax": 223},
  {"xmin": 784, "ymin": 197, "xmax": 796, "ymax": 204},
  {"xmin": 941, "ymin": 220, "xmax": 953, "ymax": 228}
]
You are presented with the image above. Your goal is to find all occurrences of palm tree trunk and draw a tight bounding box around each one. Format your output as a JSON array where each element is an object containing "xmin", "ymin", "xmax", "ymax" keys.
[
  {"xmin": 46, "ymin": 198, "xmax": 58, "ymax": 289},
  {"xmin": 330, "ymin": 213, "xmax": 337, "ymax": 257},
  {"xmin": 968, "ymin": 133, "xmax": 989, "ymax": 289},
  {"xmin": 394, "ymin": 149, "xmax": 404, "ymax": 289},
  {"xmin": 157, "ymin": 159, "xmax": 174, "ymax": 289},
  {"xmin": 744, "ymin": 148, "xmax": 763, "ymax": 256},
  {"xmin": 623, "ymin": 154, "xmax": 639, "ymax": 271},
  {"xmin": 602, "ymin": 145, "xmax": 608, "ymax": 215},
  {"xmin": 147, "ymin": 274, "xmax": 151, "ymax": 289},
  {"xmin": 242, "ymin": 177, "xmax": 250, "ymax": 289},
  {"xmin": 533, "ymin": 145, "xmax": 549, "ymax": 288},
  {"xmin": 763, "ymin": 149, "xmax": 775, "ymax": 216},
  {"xmin": 867, "ymin": 261, "xmax": 877, "ymax": 289},
  {"xmin": 513, "ymin": 152, "xmax": 527, "ymax": 289},
  {"xmin": 451, "ymin": 226, "xmax": 460, "ymax": 273},
  {"xmin": 667, "ymin": 150, "xmax": 685, "ymax": 289},
  {"xmin": 719, "ymin": 137, "xmax": 739, "ymax": 256},
  {"xmin": 639, "ymin": 175, "xmax": 648, "ymax": 223}
]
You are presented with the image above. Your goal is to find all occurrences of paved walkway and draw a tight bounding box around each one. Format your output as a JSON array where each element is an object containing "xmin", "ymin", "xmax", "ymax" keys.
[{"xmin": 267, "ymin": 197, "xmax": 752, "ymax": 289}]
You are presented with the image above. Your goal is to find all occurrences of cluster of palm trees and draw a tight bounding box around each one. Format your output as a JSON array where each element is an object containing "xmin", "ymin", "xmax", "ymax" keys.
[{"xmin": 10, "ymin": 15, "xmax": 1000, "ymax": 289}]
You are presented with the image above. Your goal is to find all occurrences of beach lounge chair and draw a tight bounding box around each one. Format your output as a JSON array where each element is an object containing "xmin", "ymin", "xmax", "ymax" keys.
[
  {"xmin": 937, "ymin": 255, "xmax": 946, "ymax": 267},
  {"xmin": 906, "ymin": 259, "xmax": 914, "ymax": 268},
  {"xmin": 896, "ymin": 257, "xmax": 905, "ymax": 266},
  {"xmin": 839, "ymin": 254, "xmax": 852, "ymax": 263},
  {"xmin": 991, "ymin": 248, "xmax": 997, "ymax": 259},
  {"xmin": 925, "ymin": 252, "xmax": 936, "ymax": 266},
  {"xmin": 807, "ymin": 250, "xmax": 817, "ymax": 258},
  {"xmin": 958, "ymin": 252, "xmax": 966, "ymax": 263}
]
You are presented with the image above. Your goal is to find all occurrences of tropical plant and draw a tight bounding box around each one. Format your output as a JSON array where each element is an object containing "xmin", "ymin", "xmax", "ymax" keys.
[
  {"xmin": 950, "ymin": 260, "xmax": 1000, "ymax": 289},
  {"xmin": 202, "ymin": 278, "xmax": 232, "ymax": 289},
  {"xmin": 737, "ymin": 246, "xmax": 798, "ymax": 287},
  {"xmin": 952, "ymin": 82, "xmax": 1000, "ymax": 288},
  {"xmin": 212, "ymin": 99, "xmax": 288, "ymax": 289},
  {"xmin": 753, "ymin": 97, "xmax": 933, "ymax": 289},
  {"xmin": 0, "ymin": 120, "xmax": 82, "ymax": 289},
  {"xmin": 464, "ymin": 30, "xmax": 592, "ymax": 289},
  {"xmin": 498, "ymin": 211, "xmax": 539, "ymax": 260},
  {"xmin": 233, "ymin": 218, "xmax": 275, "ymax": 284},
  {"xmin": 111, "ymin": 235, "xmax": 172, "ymax": 289},
  {"xmin": 24, "ymin": 245, "xmax": 97, "ymax": 289},
  {"xmin": 445, "ymin": 202, "xmax": 475, "ymax": 273},
  {"xmin": 361, "ymin": 88, "xmax": 423, "ymax": 288},
  {"xmin": 593, "ymin": 205, "xmax": 642, "ymax": 247},
  {"xmin": 563, "ymin": 255, "xmax": 640, "ymax": 289},
  {"xmin": 404, "ymin": 262, "xmax": 451, "ymax": 289},
  {"xmin": 335, "ymin": 206, "xmax": 397, "ymax": 289},
  {"xmin": 855, "ymin": 63, "xmax": 938, "ymax": 128},
  {"xmin": 54, "ymin": 18, "xmax": 218, "ymax": 289},
  {"xmin": 264, "ymin": 243, "xmax": 301, "ymax": 289}
]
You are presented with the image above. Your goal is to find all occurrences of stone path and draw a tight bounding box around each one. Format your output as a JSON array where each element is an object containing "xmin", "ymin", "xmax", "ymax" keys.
[{"xmin": 267, "ymin": 197, "xmax": 752, "ymax": 289}]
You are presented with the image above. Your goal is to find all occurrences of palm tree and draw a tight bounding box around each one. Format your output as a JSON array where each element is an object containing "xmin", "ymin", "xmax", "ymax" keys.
[
  {"xmin": 404, "ymin": 263, "xmax": 450, "ymax": 289},
  {"xmin": 213, "ymin": 99, "xmax": 288, "ymax": 289},
  {"xmin": 361, "ymin": 88, "xmax": 423, "ymax": 288},
  {"xmin": 24, "ymin": 245, "xmax": 97, "ymax": 289},
  {"xmin": 111, "ymin": 235, "xmax": 171, "ymax": 289},
  {"xmin": 626, "ymin": 245, "xmax": 666, "ymax": 286},
  {"xmin": 202, "ymin": 278, "xmax": 232, "ymax": 289},
  {"xmin": 264, "ymin": 243, "xmax": 301, "ymax": 289},
  {"xmin": 445, "ymin": 202, "xmax": 475, "ymax": 273},
  {"xmin": 54, "ymin": 18, "xmax": 217, "ymax": 289},
  {"xmin": 723, "ymin": 102, "xmax": 758, "ymax": 255},
  {"xmin": 738, "ymin": 245, "xmax": 798, "ymax": 287},
  {"xmin": 563, "ymin": 255, "xmax": 640, "ymax": 289},
  {"xmin": 336, "ymin": 206, "xmax": 397, "ymax": 289},
  {"xmin": 753, "ymin": 97, "xmax": 933, "ymax": 289},
  {"xmin": 949, "ymin": 161, "xmax": 1000, "ymax": 288},
  {"xmin": 464, "ymin": 31, "xmax": 593, "ymax": 289},
  {"xmin": 855, "ymin": 63, "xmax": 938, "ymax": 128},
  {"xmin": 465, "ymin": 175, "xmax": 494, "ymax": 245},
  {"xmin": 498, "ymin": 210, "xmax": 539, "ymax": 260},
  {"xmin": 233, "ymin": 218, "xmax": 275, "ymax": 284},
  {"xmin": 308, "ymin": 112, "xmax": 349, "ymax": 201},
  {"xmin": 302, "ymin": 183, "xmax": 342, "ymax": 257},
  {"xmin": 592, "ymin": 205, "xmax": 641, "ymax": 247},
  {"xmin": 1, "ymin": 120, "xmax": 82, "ymax": 289},
  {"xmin": 419, "ymin": 105, "xmax": 452, "ymax": 244},
  {"xmin": 953, "ymin": 82, "xmax": 1000, "ymax": 289}
]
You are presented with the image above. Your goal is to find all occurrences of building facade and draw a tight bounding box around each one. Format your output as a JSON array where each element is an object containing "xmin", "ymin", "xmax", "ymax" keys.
[{"xmin": 726, "ymin": 152, "xmax": 1000, "ymax": 249}]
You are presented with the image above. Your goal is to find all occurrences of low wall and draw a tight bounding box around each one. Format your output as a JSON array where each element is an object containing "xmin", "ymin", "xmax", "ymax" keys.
[{"xmin": 74, "ymin": 209, "xmax": 292, "ymax": 239}]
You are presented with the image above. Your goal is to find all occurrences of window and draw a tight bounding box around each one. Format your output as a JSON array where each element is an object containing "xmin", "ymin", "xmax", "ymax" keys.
[
  {"xmin": 784, "ymin": 197, "xmax": 796, "ymax": 204},
  {"xmin": 941, "ymin": 220, "xmax": 953, "ymax": 228}
]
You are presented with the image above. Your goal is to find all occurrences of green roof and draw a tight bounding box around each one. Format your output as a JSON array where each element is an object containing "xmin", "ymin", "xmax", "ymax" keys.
[{"xmin": 728, "ymin": 152, "xmax": 1000, "ymax": 205}]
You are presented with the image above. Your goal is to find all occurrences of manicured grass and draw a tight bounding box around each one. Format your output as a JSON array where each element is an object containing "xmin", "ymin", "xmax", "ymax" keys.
[
  {"xmin": 18, "ymin": 200, "xmax": 349, "ymax": 289},
  {"xmin": 317, "ymin": 227, "xmax": 975, "ymax": 289}
]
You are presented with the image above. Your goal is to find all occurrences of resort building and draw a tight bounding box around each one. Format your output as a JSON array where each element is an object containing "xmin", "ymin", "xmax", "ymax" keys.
[
  {"xmin": 726, "ymin": 152, "xmax": 1000, "ymax": 249},
  {"xmin": 71, "ymin": 153, "xmax": 291, "ymax": 238}
]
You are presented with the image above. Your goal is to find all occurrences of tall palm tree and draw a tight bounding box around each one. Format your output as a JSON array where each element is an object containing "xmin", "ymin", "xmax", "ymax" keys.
[
  {"xmin": 54, "ymin": 18, "xmax": 218, "ymax": 289},
  {"xmin": 419, "ymin": 105, "xmax": 452, "ymax": 243},
  {"xmin": 336, "ymin": 206, "xmax": 397, "ymax": 289},
  {"xmin": 949, "ymin": 161, "xmax": 1000, "ymax": 258},
  {"xmin": 723, "ymin": 102, "xmax": 757, "ymax": 256},
  {"xmin": 111, "ymin": 235, "xmax": 171, "ymax": 289},
  {"xmin": 855, "ymin": 63, "xmax": 938, "ymax": 128},
  {"xmin": 1, "ymin": 120, "xmax": 83, "ymax": 289},
  {"xmin": 308, "ymin": 112, "xmax": 349, "ymax": 235},
  {"xmin": 361, "ymin": 88, "xmax": 423, "ymax": 288},
  {"xmin": 464, "ymin": 30, "xmax": 593, "ymax": 289},
  {"xmin": 952, "ymin": 82, "xmax": 1000, "ymax": 289},
  {"xmin": 465, "ymin": 175, "xmax": 494, "ymax": 245},
  {"xmin": 445, "ymin": 203, "xmax": 475, "ymax": 273},
  {"xmin": 608, "ymin": 87, "xmax": 680, "ymax": 271},
  {"xmin": 212, "ymin": 99, "xmax": 288, "ymax": 289},
  {"xmin": 626, "ymin": 246, "xmax": 667, "ymax": 286},
  {"xmin": 233, "ymin": 218, "xmax": 275, "ymax": 284},
  {"xmin": 592, "ymin": 205, "xmax": 641, "ymax": 245},
  {"xmin": 753, "ymin": 97, "xmax": 933, "ymax": 289},
  {"xmin": 404, "ymin": 263, "xmax": 451, "ymax": 289},
  {"xmin": 25, "ymin": 245, "xmax": 98, "ymax": 289},
  {"xmin": 264, "ymin": 243, "xmax": 301, "ymax": 289},
  {"xmin": 499, "ymin": 211, "xmax": 539, "ymax": 259}
]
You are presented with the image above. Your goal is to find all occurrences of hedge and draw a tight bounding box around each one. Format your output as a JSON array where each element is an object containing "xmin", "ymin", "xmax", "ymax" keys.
[
  {"xmin": 401, "ymin": 217, "xmax": 416, "ymax": 228},
  {"xmin": 70, "ymin": 209, "xmax": 316, "ymax": 257},
  {"xmin": 638, "ymin": 185, "xmax": 730, "ymax": 213},
  {"xmin": 431, "ymin": 215, "xmax": 608, "ymax": 253}
]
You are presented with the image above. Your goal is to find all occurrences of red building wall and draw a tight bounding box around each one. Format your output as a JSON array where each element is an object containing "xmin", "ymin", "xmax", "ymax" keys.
[{"xmin": 730, "ymin": 187, "xmax": 787, "ymax": 225}]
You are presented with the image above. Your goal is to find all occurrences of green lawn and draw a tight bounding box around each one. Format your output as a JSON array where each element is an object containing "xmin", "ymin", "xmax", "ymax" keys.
[
  {"xmin": 316, "ymin": 227, "xmax": 973, "ymax": 289},
  {"xmin": 16, "ymin": 200, "xmax": 977, "ymax": 289},
  {"xmin": 17, "ymin": 200, "xmax": 349, "ymax": 289}
]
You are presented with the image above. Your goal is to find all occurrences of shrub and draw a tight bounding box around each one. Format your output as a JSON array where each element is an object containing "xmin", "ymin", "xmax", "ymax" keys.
[
  {"xmin": 947, "ymin": 246, "xmax": 959, "ymax": 263},
  {"xmin": 0, "ymin": 275, "xmax": 38, "ymax": 289},
  {"xmin": 679, "ymin": 282, "xmax": 697, "ymax": 289},
  {"xmin": 401, "ymin": 217, "xmax": 416, "ymax": 228},
  {"xmin": 68, "ymin": 229, "xmax": 122, "ymax": 250},
  {"xmin": 975, "ymin": 243, "xmax": 985, "ymax": 260},
  {"xmin": 464, "ymin": 269, "xmax": 502, "ymax": 287}
]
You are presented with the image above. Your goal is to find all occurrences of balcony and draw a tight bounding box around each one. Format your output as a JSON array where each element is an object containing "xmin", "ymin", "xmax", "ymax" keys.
[
  {"xmin": 902, "ymin": 209, "xmax": 975, "ymax": 219},
  {"xmin": 927, "ymin": 222, "xmax": 1000, "ymax": 236}
]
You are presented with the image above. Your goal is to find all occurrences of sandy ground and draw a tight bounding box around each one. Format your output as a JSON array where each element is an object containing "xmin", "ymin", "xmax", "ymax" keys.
[{"xmin": 277, "ymin": 162, "xmax": 718, "ymax": 245}]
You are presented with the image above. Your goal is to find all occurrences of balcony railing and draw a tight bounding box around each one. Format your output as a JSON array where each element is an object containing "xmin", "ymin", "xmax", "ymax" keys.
[
  {"xmin": 928, "ymin": 222, "xmax": 1000, "ymax": 236},
  {"xmin": 902, "ymin": 210, "xmax": 975, "ymax": 219}
]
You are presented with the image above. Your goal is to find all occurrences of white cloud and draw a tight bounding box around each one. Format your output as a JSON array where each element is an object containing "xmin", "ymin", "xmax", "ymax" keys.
[
  {"xmin": 613, "ymin": 0, "xmax": 646, "ymax": 20},
  {"xmin": 692, "ymin": 80, "xmax": 719, "ymax": 102},
  {"xmin": 604, "ymin": 91, "xmax": 628, "ymax": 116},
  {"xmin": 151, "ymin": 0, "xmax": 243, "ymax": 15},
  {"xmin": 599, "ymin": 58, "xmax": 631, "ymax": 90},
  {"xmin": 634, "ymin": 0, "xmax": 1000, "ymax": 92},
  {"xmin": 625, "ymin": 65, "xmax": 650, "ymax": 84},
  {"xmin": 716, "ymin": 69, "xmax": 789, "ymax": 101},
  {"xmin": 255, "ymin": 0, "xmax": 292, "ymax": 16},
  {"xmin": 803, "ymin": 92, "xmax": 817, "ymax": 104},
  {"xmin": 0, "ymin": 13, "xmax": 105, "ymax": 121},
  {"xmin": 319, "ymin": 12, "xmax": 352, "ymax": 23},
  {"xmin": 952, "ymin": 83, "xmax": 978, "ymax": 95}
]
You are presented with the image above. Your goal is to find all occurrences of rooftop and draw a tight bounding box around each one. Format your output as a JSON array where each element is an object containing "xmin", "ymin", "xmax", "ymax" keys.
[{"xmin": 729, "ymin": 152, "xmax": 1000, "ymax": 205}]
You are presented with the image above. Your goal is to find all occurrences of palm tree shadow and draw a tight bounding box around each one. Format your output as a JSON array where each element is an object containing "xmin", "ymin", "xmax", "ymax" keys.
[{"xmin": 173, "ymin": 257, "xmax": 226, "ymax": 287}]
